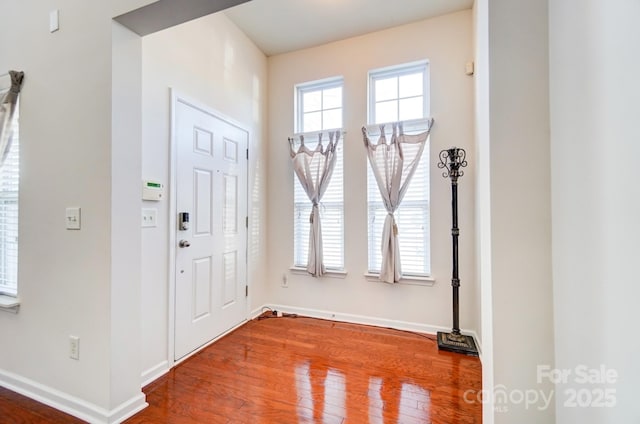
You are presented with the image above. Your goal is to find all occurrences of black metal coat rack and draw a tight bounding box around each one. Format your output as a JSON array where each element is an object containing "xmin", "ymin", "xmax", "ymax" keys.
[{"xmin": 436, "ymin": 147, "xmax": 478, "ymax": 356}]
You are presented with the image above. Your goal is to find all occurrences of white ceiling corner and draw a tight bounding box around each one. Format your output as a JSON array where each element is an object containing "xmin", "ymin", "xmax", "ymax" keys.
[{"xmin": 224, "ymin": 0, "xmax": 474, "ymax": 56}]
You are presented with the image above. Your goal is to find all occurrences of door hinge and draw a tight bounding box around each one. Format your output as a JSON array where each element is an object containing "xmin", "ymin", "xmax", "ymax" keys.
[
  {"xmin": 246, "ymin": 149, "xmax": 249, "ymax": 160},
  {"xmin": 245, "ymin": 216, "xmax": 248, "ymax": 228},
  {"xmin": 245, "ymin": 285, "xmax": 248, "ymax": 297}
]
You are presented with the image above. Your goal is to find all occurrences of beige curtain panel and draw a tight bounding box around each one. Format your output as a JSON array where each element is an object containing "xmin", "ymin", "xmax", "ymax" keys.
[
  {"xmin": 0, "ymin": 71, "xmax": 24, "ymax": 167},
  {"xmin": 289, "ymin": 131, "xmax": 341, "ymax": 277},
  {"xmin": 362, "ymin": 119, "xmax": 433, "ymax": 283}
]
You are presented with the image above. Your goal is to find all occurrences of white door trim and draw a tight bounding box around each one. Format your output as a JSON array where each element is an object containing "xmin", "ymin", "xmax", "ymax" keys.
[{"xmin": 168, "ymin": 89, "xmax": 251, "ymax": 367}]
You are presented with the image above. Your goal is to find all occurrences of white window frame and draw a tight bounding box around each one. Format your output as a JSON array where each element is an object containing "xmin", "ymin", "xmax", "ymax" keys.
[
  {"xmin": 368, "ymin": 61, "xmax": 430, "ymax": 126},
  {"xmin": 366, "ymin": 61, "xmax": 433, "ymax": 283},
  {"xmin": 292, "ymin": 77, "xmax": 345, "ymax": 273},
  {"xmin": 0, "ymin": 79, "xmax": 20, "ymax": 307},
  {"xmin": 295, "ymin": 77, "xmax": 344, "ymax": 133}
]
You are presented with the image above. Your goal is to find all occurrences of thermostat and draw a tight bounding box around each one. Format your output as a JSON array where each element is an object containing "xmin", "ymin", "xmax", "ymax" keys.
[{"xmin": 142, "ymin": 180, "xmax": 164, "ymax": 201}]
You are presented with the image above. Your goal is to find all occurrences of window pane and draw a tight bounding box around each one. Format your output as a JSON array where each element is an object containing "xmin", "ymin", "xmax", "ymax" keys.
[
  {"xmin": 399, "ymin": 97, "xmax": 423, "ymax": 121},
  {"xmin": 303, "ymin": 90, "xmax": 321, "ymax": 112},
  {"xmin": 303, "ymin": 111, "xmax": 321, "ymax": 132},
  {"xmin": 375, "ymin": 100, "xmax": 398, "ymax": 124},
  {"xmin": 399, "ymin": 72, "xmax": 423, "ymax": 98},
  {"xmin": 323, "ymin": 86, "xmax": 342, "ymax": 109},
  {"xmin": 322, "ymin": 109, "xmax": 342, "ymax": 130},
  {"xmin": 375, "ymin": 77, "xmax": 398, "ymax": 102}
]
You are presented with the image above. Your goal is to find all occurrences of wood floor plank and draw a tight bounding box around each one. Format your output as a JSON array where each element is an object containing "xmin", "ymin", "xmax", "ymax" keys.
[
  {"xmin": 0, "ymin": 386, "xmax": 84, "ymax": 423},
  {"xmin": 0, "ymin": 315, "xmax": 482, "ymax": 423},
  {"xmin": 131, "ymin": 315, "xmax": 482, "ymax": 424}
]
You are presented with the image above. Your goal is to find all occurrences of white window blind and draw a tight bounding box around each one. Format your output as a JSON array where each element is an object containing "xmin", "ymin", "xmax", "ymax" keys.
[
  {"xmin": 0, "ymin": 92, "xmax": 19, "ymax": 296},
  {"xmin": 367, "ymin": 146, "xmax": 430, "ymax": 275},
  {"xmin": 293, "ymin": 78, "xmax": 344, "ymax": 270},
  {"xmin": 367, "ymin": 62, "xmax": 431, "ymax": 277},
  {"xmin": 293, "ymin": 141, "xmax": 344, "ymax": 270}
]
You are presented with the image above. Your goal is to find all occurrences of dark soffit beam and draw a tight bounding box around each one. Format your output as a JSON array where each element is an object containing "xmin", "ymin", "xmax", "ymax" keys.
[{"xmin": 114, "ymin": 0, "xmax": 251, "ymax": 36}]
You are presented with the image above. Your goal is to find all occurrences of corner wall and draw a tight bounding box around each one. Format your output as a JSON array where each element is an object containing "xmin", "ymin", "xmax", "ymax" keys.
[{"xmin": 266, "ymin": 11, "xmax": 477, "ymax": 334}]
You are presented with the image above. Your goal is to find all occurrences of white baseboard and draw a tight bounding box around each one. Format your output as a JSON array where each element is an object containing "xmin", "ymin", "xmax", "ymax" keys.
[
  {"xmin": 0, "ymin": 368, "xmax": 147, "ymax": 424},
  {"xmin": 254, "ymin": 303, "xmax": 483, "ymax": 359},
  {"xmin": 107, "ymin": 393, "xmax": 148, "ymax": 424},
  {"xmin": 140, "ymin": 360, "xmax": 170, "ymax": 388}
]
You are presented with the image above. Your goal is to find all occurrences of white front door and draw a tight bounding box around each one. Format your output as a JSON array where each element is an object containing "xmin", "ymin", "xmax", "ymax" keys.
[{"xmin": 174, "ymin": 97, "xmax": 248, "ymax": 361}]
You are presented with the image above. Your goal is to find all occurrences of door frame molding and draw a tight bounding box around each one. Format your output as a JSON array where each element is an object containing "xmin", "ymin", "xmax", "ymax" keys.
[{"xmin": 168, "ymin": 89, "xmax": 251, "ymax": 365}]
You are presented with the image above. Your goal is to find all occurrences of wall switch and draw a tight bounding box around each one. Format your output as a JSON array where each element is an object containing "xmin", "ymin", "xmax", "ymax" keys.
[
  {"xmin": 141, "ymin": 208, "xmax": 157, "ymax": 228},
  {"xmin": 281, "ymin": 274, "xmax": 288, "ymax": 288},
  {"xmin": 49, "ymin": 10, "xmax": 59, "ymax": 33},
  {"xmin": 69, "ymin": 336, "xmax": 79, "ymax": 360},
  {"xmin": 65, "ymin": 207, "xmax": 81, "ymax": 230}
]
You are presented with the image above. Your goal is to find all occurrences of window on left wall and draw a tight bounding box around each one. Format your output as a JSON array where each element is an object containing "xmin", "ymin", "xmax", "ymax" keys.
[
  {"xmin": 0, "ymin": 86, "xmax": 19, "ymax": 297},
  {"xmin": 293, "ymin": 77, "xmax": 344, "ymax": 271}
]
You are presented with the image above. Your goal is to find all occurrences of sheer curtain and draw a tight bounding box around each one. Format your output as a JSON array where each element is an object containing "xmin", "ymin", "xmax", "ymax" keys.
[
  {"xmin": 362, "ymin": 119, "xmax": 433, "ymax": 283},
  {"xmin": 289, "ymin": 131, "xmax": 341, "ymax": 277},
  {"xmin": 0, "ymin": 71, "xmax": 24, "ymax": 167}
]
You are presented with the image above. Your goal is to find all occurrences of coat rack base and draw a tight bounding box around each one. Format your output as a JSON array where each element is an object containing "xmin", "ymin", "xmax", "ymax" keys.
[{"xmin": 437, "ymin": 331, "xmax": 479, "ymax": 356}]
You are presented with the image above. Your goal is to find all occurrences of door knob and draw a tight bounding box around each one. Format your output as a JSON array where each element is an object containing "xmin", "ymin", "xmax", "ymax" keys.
[{"xmin": 179, "ymin": 240, "xmax": 191, "ymax": 248}]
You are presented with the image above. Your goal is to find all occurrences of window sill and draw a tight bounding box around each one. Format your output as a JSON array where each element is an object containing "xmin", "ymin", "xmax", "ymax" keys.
[
  {"xmin": 289, "ymin": 266, "xmax": 348, "ymax": 279},
  {"xmin": 0, "ymin": 295, "xmax": 20, "ymax": 313},
  {"xmin": 365, "ymin": 273, "xmax": 435, "ymax": 287}
]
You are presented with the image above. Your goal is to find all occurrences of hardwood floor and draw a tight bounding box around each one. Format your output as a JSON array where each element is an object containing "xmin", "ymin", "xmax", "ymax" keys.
[
  {"xmin": 0, "ymin": 385, "xmax": 84, "ymax": 423},
  {"xmin": 128, "ymin": 315, "xmax": 482, "ymax": 424},
  {"xmin": 0, "ymin": 315, "xmax": 482, "ymax": 423}
]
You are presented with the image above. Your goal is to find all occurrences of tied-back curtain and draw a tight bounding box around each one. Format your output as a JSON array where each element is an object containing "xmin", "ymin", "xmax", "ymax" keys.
[
  {"xmin": 289, "ymin": 131, "xmax": 341, "ymax": 277},
  {"xmin": 0, "ymin": 71, "xmax": 24, "ymax": 167},
  {"xmin": 362, "ymin": 119, "xmax": 433, "ymax": 283}
]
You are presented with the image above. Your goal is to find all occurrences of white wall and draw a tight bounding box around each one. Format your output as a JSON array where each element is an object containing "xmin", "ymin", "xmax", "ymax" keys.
[
  {"xmin": 140, "ymin": 12, "xmax": 268, "ymax": 381},
  {"xmin": 549, "ymin": 0, "xmax": 640, "ymax": 422},
  {"xmin": 476, "ymin": 0, "xmax": 555, "ymax": 422},
  {"xmin": 267, "ymin": 11, "xmax": 477, "ymax": 333},
  {"xmin": 0, "ymin": 0, "xmax": 152, "ymax": 421}
]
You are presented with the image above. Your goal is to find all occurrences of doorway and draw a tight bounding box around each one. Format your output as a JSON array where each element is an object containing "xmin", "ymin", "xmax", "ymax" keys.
[{"xmin": 172, "ymin": 95, "xmax": 249, "ymax": 360}]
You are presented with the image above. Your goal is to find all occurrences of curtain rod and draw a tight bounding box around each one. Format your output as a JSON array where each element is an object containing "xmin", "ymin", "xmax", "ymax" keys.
[
  {"xmin": 289, "ymin": 129, "xmax": 346, "ymax": 140},
  {"xmin": 363, "ymin": 117, "xmax": 434, "ymax": 136}
]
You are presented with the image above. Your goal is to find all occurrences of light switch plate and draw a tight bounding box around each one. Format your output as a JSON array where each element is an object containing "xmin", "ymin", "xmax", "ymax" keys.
[
  {"xmin": 49, "ymin": 10, "xmax": 59, "ymax": 33},
  {"xmin": 141, "ymin": 208, "xmax": 157, "ymax": 228},
  {"xmin": 66, "ymin": 207, "xmax": 81, "ymax": 230}
]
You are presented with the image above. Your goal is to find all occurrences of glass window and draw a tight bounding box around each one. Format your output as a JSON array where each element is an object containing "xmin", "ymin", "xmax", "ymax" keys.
[
  {"xmin": 367, "ymin": 62, "xmax": 430, "ymax": 276},
  {"xmin": 293, "ymin": 78, "xmax": 344, "ymax": 270}
]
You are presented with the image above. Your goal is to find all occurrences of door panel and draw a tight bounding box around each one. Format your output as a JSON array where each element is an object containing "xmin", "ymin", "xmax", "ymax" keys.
[{"xmin": 174, "ymin": 98, "xmax": 248, "ymax": 360}]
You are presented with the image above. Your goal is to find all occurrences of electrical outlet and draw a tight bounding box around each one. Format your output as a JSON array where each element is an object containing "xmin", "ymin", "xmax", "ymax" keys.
[
  {"xmin": 281, "ymin": 274, "xmax": 288, "ymax": 288},
  {"xmin": 69, "ymin": 336, "xmax": 79, "ymax": 360}
]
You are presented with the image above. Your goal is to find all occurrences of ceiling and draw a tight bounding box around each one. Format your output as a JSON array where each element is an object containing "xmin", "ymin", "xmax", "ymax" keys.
[{"xmin": 224, "ymin": 0, "xmax": 474, "ymax": 56}]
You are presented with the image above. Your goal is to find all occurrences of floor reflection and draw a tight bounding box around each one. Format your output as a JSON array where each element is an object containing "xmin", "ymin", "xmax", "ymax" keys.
[{"xmin": 296, "ymin": 360, "xmax": 432, "ymax": 423}]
